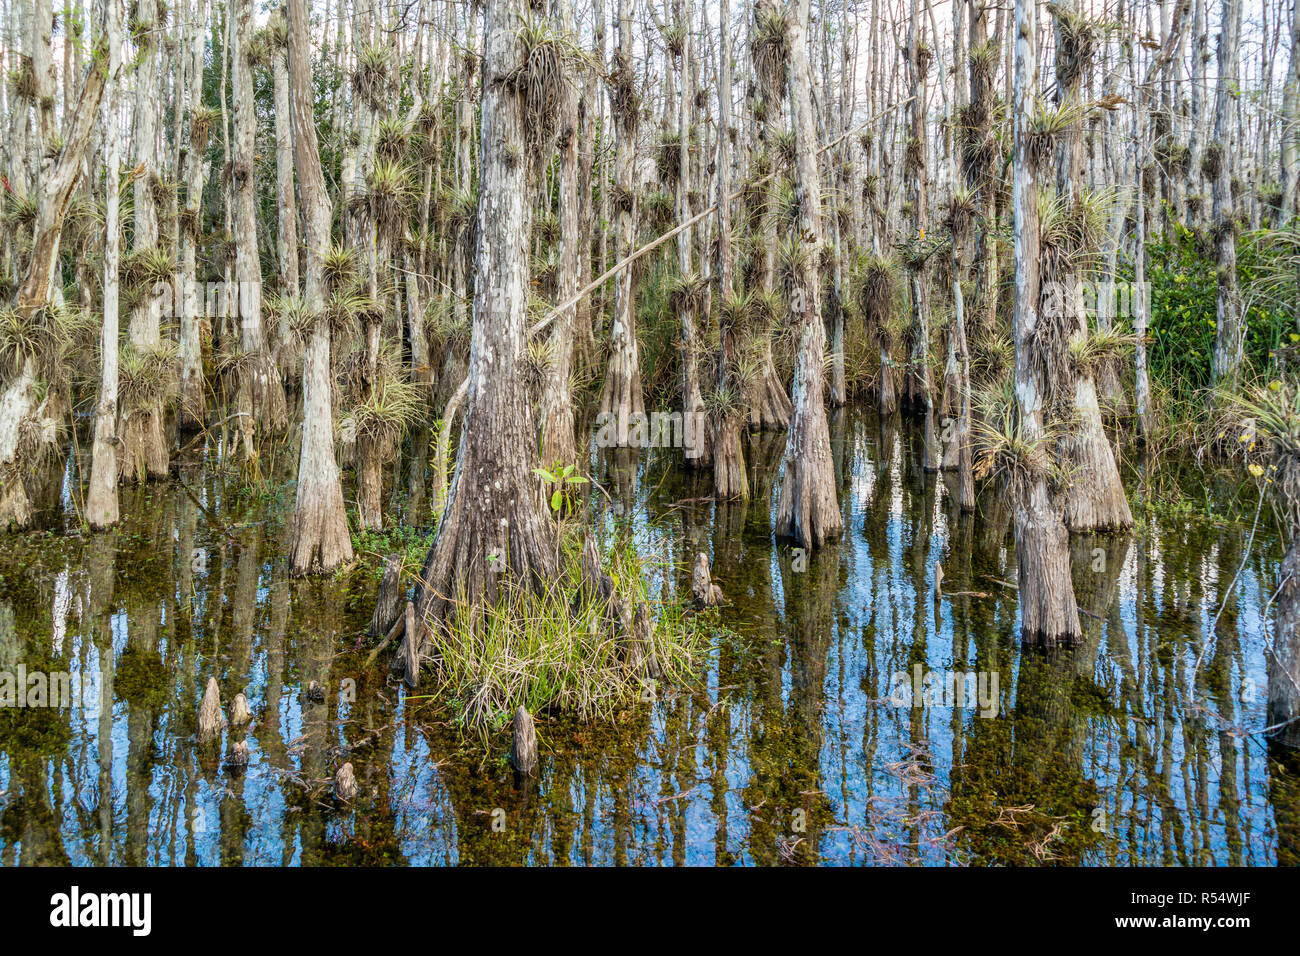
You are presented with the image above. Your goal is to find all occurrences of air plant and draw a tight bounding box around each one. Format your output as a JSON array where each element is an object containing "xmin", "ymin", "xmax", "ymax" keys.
[
  {"xmin": 353, "ymin": 43, "xmax": 393, "ymax": 109},
  {"xmin": 375, "ymin": 116, "xmax": 412, "ymax": 162},
  {"xmin": 118, "ymin": 342, "xmax": 179, "ymax": 410},
  {"xmin": 367, "ymin": 158, "xmax": 416, "ymax": 237},
  {"xmin": 661, "ymin": 21, "xmax": 686, "ymax": 58},
  {"xmin": 971, "ymin": 375, "xmax": 1059, "ymax": 490},
  {"xmin": 1037, "ymin": 187, "xmax": 1115, "ymax": 282},
  {"xmin": 642, "ymin": 190, "xmax": 675, "ymax": 232},
  {"xmin": 190, "ymin": 104, "xmax": 219, "ymax": 150},
  {"xmin": 1067, "ymin": 325, "xmax": 1132, "ymax": 378},
  {"xmin": 523, "ymin": 335, "xmax": 556, "ymax": 392},
  {"xmin": 513, "ymin": 18, "xmax": 584, "ymax": 160},
  {"xmin": 854, "ymin": 253, "xmax": 898, "ymax": 333},
  {"xmin": 704, "ymin": 380, "xmax": 745, "ymax": 424},
  {"xmin": 753, "ymin": 3, "xmax": 790, "ymax": 102},
  {"xmin": 946, "ymin": 186, "xmax": 979, "ymax": 243},
  {"xmin": 3, "ymin": 193, "xmax": 38, "ymax": 229},
  {"xmin": 1026, "ymin": 96, "xmax": 1094, "ymax": 168},
  {"xmin": 776, "ymin": 234, "xmax": 811, "ymax": 300},
  {"xmin": 606, "ymin": 54, "xmax": 641, "ymax": 132},
  {"xmin": 120, "ymin": 245, "xmax": 176, "ymax": 296},
  {"xmin": 0, "ymin": 306, "xmax": 71, "ymax": 380},
  {"xmin": 771, "ymin": 176, "xmax": 801, "ymax": 230},
  {"xmin": 972, "ymin": 331, "xmax": 1014, "ymax": 382},
  {"xmin": 423, "ymin": 297, "xmax": 469, "ymax": 348},
  {"xmin": 656, "ymin": 131, "xmax": 683, "ymax": 186},
  {"xmin": 774, "ymin": 130, "xmax": 797, "ymax": 170},
  {"xmin": 7, "ymin": 56, "xmax": 36, "ymax": 100},
  {"xmin": 667, "ymin": 272, "xmax": 709, "ymax": 316},
  {"xmin": 352, "ymin": 375, "xmax": 423, "ymax": 451},
  {"xmin": 1048, "ymin": 3, "xmax": 1102, "ymax": 88},
  {"xmin": 322, "ymin": 242, "xmax": 359, "ymax": 293}
]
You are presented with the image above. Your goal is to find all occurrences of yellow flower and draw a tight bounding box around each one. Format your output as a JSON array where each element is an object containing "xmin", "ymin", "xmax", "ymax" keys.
[
  {"xmin": 1269, "ymin": 380, "xmax": 1282, "ymax": 392},
  {"xmin": 1248, "ymin": 463, "xmax": 1263, "ymax": 478}
]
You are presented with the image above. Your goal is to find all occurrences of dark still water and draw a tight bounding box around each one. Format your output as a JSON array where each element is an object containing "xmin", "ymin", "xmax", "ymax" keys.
[{"xmin": 1, "ymin": 406, "xmax": 1296, "ymax": 865}]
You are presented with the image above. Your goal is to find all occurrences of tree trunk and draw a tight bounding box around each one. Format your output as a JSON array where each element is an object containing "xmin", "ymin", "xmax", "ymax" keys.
[
  {"xmin": 117, "ymin": 0, "xmax": 170, "ymax": 484},
  {"xmin": 597, "ymin": 0, "xmax": 646, "ymax": 447},
  {"xmin": 1282, "ymin": 0, "xmax": 1300, "ymax": 222},
  {"xmin": 178, "ymin": 0, "xmax": 209, "ymax": 434},
  {"xmin": 1211, "ymin": 0, "xmax": 1244, "ymax": 383},
  {"xmin": 674, "ymin": 4, "xmax": 710, "ymax": 469},
  {"xmin": 1012, "ymin": 0, "xmax": 1080, "ymax": 645},
  {"xmin": 905, "ymin": 0, "xmax": 938, "ymax": 471},
  {"xmin": 539, "ymin": 0, "xmax": 580, "ymax": 470},
  {"xmin": 287, "ymin": 0, "xmax": 353, "ymax": 575},
  {"xmin": 712, "ymin": 0, "xmax": 747, "ymax": 500},
  {"xmin": 1053, "ymin": 0, "xmax": 1132, "ymax": 533},
  {"xmin": 1, "ymin": 21, "xmax": 105, "ymax": 530},
  {"xmin": 232, "ymin": 0, "xmax": 287, "ymax": 457},
  {"xmin": 272, "ymin": 9, "xmax": 300, "ymax": 295},
  {"xmin": 1268, "ymin": 536, "xmax": 1300, "ymax": 748},
  {"xmin": 87, "ymin": 0, "xmax": 125, "ymax": 530},
  {"xmin": 774, "ymin": 0, "xmax": 842, "ymax": 550},
  {"xmin": 414, "ymin": 0, "xmax": 559, "ymax": 627}
]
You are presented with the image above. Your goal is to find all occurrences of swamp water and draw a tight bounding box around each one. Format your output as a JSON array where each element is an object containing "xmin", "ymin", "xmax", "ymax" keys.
[{"xmin": 1, "ymin": 406, "xmax": 1297, "ymax": 866}]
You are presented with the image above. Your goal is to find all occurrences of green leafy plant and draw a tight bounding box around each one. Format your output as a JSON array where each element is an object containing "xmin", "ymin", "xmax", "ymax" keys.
[{"xmin": 533, "ymin": 461, "xmax": 587, "ymax": 513}]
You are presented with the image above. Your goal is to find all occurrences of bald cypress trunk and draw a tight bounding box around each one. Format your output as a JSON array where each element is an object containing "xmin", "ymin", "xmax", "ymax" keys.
[
  {"xmin": 178, "ymin": 0, "xmax": 209, "ymax": 434},
  {"xmin": 774, "ymin": 0, "xmax": 841, "ymax": 550},
  {"xmin": 712, "ymin": 0, "xmax": 747, "ymax": 500},
  {"xmin": 1283, "ymin": 0, "xmax": 1300, "ymax": 222},
  {"xmin": 597, "ymin": 0, "xmax": 646, "ymax": 447},
  {"xmin": 674, "ymin": 3, "xmax": 710, "ymax": 469},
  {"xmin": 288, "ymin": 0, "xmax": 354, "ymax": 575},
  {"xmin": 1012, "ymin": 0, "xmax": 1080, "ymax": 646},
  {"xmin": 1, "ymin": 18, "xmax": 104, "ymax": 530},
  {"xmin": 1211, "ymin": 0, "xmax": 1244, "ymax": 383},
  {"xmin": 539, "ymin": 0, "xmax": 580, "ymax": 470},
  {"xmin": 414, "ymin": 0, "xmax": 559, "ymax": 627},
  {"xmin": 904, "ymin": 0, "xmax": 939, "ymax": 471},
  {"xmin": 232, "ymin": 0, "xmax": 287, "ymax": 457},
  {"xmin": 745, "ymin": 0, "xmax": 792, "ymax": 432},
  {"xmin": 1053, "ymin": 0, "xmax": 1132, "ymax": 534},
  {"xmin": 271, "ymin": 8, "xmax": 300, "ymax": 296},
  {"xmin": 87, "ymin": 0, "xmax": 125, "ymax": 531},
  {"xmin": 117, "ymin": 0, "xmax": 170, "ymax": 484}
]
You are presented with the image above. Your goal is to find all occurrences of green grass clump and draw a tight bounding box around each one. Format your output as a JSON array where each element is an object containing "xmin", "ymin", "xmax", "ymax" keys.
[{"xmin": 422, "ymin": 528, "xmax": 710, "ymax": 738}]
